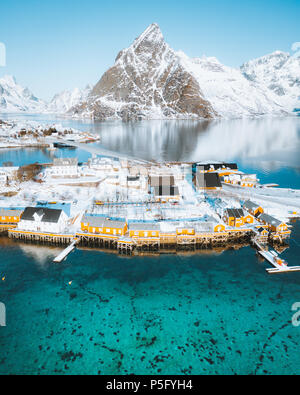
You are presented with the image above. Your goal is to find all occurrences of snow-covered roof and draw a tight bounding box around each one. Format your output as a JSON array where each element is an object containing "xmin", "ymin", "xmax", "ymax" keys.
[
  {"xmin": 82, "ymin": 216, "xmax": 126, "ymax": 229},
  {"xmin": 260, "ymin": 213, "xmax": 282, "ymax": 227},
  {"xmin": 53, "ymin": 158, "xmax": 78, "ymax": 167},
  {"xmin": 129, "ymin": 222, "xmax": 160, "ymax": 231},
  {"xmin": 21, "ymin": 207, "xmax": 64, "ymax": 223},
  {"xmin": 0, "ymin": 209, "xmax": 23, "ymax": 217},
  {"xmin": 243, "ymin": 200, "xmax": 261, "ymax": 210},
  {"xmin": 225, "ymin": 208, "xmax": 244, "ymax": 218}
]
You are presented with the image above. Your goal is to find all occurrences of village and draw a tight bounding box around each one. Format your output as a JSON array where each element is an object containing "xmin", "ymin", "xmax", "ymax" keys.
[
  {"xmin": 0, "ymin": 119, "xmax": 100, "ymax": 149},
  {"xmin": 1, "ymin": 146, "xmax": 300, "ymax": 273}
]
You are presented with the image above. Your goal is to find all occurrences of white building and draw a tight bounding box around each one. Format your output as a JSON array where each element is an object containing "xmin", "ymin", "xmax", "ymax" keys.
[
  {"xmin": 17, "ymin": 207, "xmax": 69, "ymax": 234},
  {"xmin": 49, "ymin": 158, "xmax": 78, "ymax": 178},
  {"xmin": 88, "ymin": 157, "xmax": 113, "ymax": 172}
]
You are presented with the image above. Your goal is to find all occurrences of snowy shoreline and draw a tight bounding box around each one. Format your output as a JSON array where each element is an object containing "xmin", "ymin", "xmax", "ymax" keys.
[{"xmin": 0, "ymin": 118, "xmax": 100, "ymax": 150}]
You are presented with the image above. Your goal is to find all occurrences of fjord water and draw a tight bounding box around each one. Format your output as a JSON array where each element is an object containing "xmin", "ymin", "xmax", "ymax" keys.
[{"xmin": 0, "ymin": 115, "xmax": 300, "ymax": 375}]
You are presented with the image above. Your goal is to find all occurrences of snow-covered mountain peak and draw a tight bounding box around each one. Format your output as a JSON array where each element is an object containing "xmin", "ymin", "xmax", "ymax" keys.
[
  {"xmin": 115, "ymin": 23, "xmax": 169, "ymax": 65},
  {"xmin": 79, "ymin": 23, "xmax": 216, "ymax": 120},
  {"xmin": 1, "ymin": 26, "xmax": 299, "ymax": 119},
  {"xmin": 0, "ymin": 75, "xmax": 46, "ymax": 113},
  {"xmin": 241, "ymin": 49, "xmax": 300, "ymax": 109},
  {"xmin": 241, "ymin": 51, "xmax": 290, "ymax": 76},
  {"xmin": 0, "ymin": 75, "xmax": 17, "ymax": 86},
  {"xmin": 133, "ymin": 23, "xmax": 164, "ymax": 48},
  {"xmin": 47, "ymin": 85, "xmax": 92, "ymax": 114}
]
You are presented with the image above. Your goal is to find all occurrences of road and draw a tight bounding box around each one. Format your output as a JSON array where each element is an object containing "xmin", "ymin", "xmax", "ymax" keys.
[{"xmin": 45, "ymin": 137, "xmax": 155, "ymax": 164}]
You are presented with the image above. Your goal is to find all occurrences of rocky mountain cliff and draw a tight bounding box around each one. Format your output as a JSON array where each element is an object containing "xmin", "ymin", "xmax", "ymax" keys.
[
  {"xmin": 71, "ymin": 24, "xmax": 217, "ymax": 120},
  {"xmin": 1, "ymin": 24, "xmax": 299, "ymax": 119},
  {"xmin": 71, "ymin": 24, "xmax": 300, "ymax": 120}
]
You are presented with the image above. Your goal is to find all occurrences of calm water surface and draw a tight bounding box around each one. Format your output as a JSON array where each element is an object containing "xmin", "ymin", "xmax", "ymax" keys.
[{"xmin": 0, "ymin": 115, "xmax": 300, "ymax": 374}]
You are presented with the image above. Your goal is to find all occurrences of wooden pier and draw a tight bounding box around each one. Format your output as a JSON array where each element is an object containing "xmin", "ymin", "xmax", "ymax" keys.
[
  {"xmin": 252, "ymin": 236, "xmax": 300, "ymax": 274},
  {"xmin": 7, "ymin": 228, "xmax": 254, "ymax": 256},
  {"xmin": 8, "ymin": 229, "xmax": 75, "ymax": 245},
  {"xmin": 53, "ymin": 238, "xmax": 79, "ymax": 263},
  {"xmin": 259, "ymin": 250, "xmax": 300, "ymax": 274}
]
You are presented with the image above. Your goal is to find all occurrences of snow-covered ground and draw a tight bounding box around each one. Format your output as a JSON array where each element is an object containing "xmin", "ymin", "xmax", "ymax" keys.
[
  {"xmin": 0, "ymin": 118, "xmax": 99, "ymax": 149},
  {"xmin": 1, "ymin": 152, "xmax": 299, "ymax": 238}
]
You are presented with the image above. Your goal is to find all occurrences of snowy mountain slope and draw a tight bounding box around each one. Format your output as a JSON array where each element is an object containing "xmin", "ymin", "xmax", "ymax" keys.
[
  {"xmin": 241, "ymin": 51, "xmax": 300, "ymax": 112},
  {"xmin": 178, "ymin": 53, "xmax": 288, "ymax": 118},
  {"xmin": 47, "ymin": 85, "xmax": 92, "ymax": 113},
  {"xmin": 71, "ymin": 23, "xmax": 298, "ymax": 120},
  {"xmin": 0, "ymin": 75, "xmax": 93, "ymax": 114},
  {"xmin": 1, "ymin": 24, "xmax": 299, "ymax": 119},
  {"xmin": 0, "ymin": 75, "xmax": 47, "ymax": 113},
  {"xmin": 71, "ymin": 23, "xmax": 217, "ymax": 120}
]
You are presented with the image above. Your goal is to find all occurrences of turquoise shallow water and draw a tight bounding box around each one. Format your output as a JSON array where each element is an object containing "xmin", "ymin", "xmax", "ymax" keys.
[
  {"xmin": 0, "ymin": 224, "xmax": 300, "ymax": 375},
  {"xmin": 0, "ymin": 116, "xmax": 300, "ymax": 374}
]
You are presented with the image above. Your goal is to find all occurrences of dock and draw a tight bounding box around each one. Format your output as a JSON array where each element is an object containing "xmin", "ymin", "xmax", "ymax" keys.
[
  {"xmin": 258, "ymin": 249, "xmax": 300, "ymax": 274},
  {"xmin": 53, "ymin": 238, "xmax": 79, "ymax": 263},
  {"xmin": 251, "ymin": 234, "xmax": 300, "ymax": 274}
]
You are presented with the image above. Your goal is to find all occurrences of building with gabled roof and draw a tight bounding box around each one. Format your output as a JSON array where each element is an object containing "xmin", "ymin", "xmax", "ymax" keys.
[
  {"xmin": 243, "ymin": 200, "xmax": 264, "ymax": 217},
  {"xmin": 259, "ymin": 213, "xmax": 281, "ymax": 228},
  {"xmin": 81, "ymin": 215, "xmax": 127, "ymax": 236},
  {"xmin": 223, "ymin": 208, "xmax": 249, "ymax": 228},
  {"xmin": 0, "ymin": 209, "xmax": 23, "ymax": 225},
  {"xmin": 259, "ymin": 214, "xmax": 290, "ymax": 237},
  {"xmin": 129, "ymin": 222, "xmax": 160, "ymax": 238},
  {"xmin": 49, "ymin": 157, "xmax": 78, "ymax": 178},
  {"xmin": 17, "ymin": 207, "xmax": 68, "ymax": 234}
]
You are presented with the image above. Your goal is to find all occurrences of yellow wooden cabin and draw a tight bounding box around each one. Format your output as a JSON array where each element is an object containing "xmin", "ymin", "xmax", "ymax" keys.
[
  {"xmin": 241, "ymin": 181, "xmax": 254, "ymax": 188},
  {"xmin": 224, "ymin": 208, "xmax": 245, "ymax": 228},
  {"xmin": 0, "ymin": 209, "xmax": 23, "ymax": 225},
  {"xmin": 214, "ymin": 223, "xmax": 226, "ymax": 233},
  {"xmin": 243, "ymin": 213, "xmax": 255, "ymax": 225},
  {"xmin": 81, "ymin": 216, "xmax": 127, "ymax": 236},
  {"xmin": 129, "ymin": 223, "xmax": 160, "ymax": 238},
  {"xmin": 257, "ymin": 227, "xmax": 269, "ymax": 237},
  {"xmin": 243, "ymin": 200, "xmax": 264, "ymax": 217},
  {"xmin": 176, "ymin": 227, "xmax": 195, "ymax": 236},
  {"xmin": 259, "ymin": 213, "xmax": 291, "ymax": 237}
]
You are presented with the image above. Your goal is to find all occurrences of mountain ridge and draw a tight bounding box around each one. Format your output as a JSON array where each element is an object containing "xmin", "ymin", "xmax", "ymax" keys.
[
  {"xmin": 1, "ymin": 24, "xmax": 299, "ymax": 118},
  {"xmin": 71, "ymin": 23, "xmax": 299, "ymax": 120}
]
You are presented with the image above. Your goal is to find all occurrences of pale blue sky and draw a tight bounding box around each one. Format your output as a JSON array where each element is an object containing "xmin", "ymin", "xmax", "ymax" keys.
[{"xmin": 0, "ymin": 0, "xmax": 299, "ymax": 100}]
